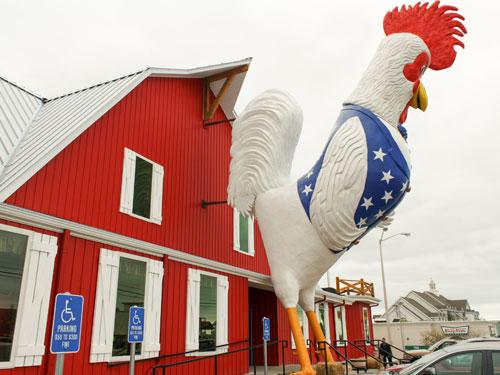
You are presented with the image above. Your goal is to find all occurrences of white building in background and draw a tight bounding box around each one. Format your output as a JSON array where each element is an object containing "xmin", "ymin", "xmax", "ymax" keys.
[
  {"xmin": 373, "ymin": 320, "xmax": 499, "ymax": 350},
  {"xmin": 376, "ymin": 280, "xmax": 480, "ymax": 323}
]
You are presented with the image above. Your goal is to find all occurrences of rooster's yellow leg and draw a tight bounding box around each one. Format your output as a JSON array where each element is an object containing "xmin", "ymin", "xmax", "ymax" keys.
[
  {"xmin": 287, "ymin": 307, "xmax": 316, "ymax": 375},
  {"xmin": 306, "ymin": 310, "xmax": 334, "ymax": 363}
]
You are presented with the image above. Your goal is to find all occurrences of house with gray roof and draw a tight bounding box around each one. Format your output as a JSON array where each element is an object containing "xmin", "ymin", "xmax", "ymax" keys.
[{"xmin": 380, "ymin": 280, "xmax": 480, "ymax": 322}]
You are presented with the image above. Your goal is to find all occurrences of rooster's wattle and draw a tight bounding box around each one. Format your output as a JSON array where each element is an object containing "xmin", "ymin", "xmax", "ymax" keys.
[{"xmin": 228, "ymin": 2, "xmax": 466, "ymax": 373}]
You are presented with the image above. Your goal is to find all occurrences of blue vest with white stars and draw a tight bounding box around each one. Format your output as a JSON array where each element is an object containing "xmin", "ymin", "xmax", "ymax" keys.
[{"xmin": 296, "ymin": 104, "xmax": 411, "ymax": 252}]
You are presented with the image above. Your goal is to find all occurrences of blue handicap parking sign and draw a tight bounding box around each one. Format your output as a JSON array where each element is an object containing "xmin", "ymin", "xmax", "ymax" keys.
[
  {"xmin": 262, "ymin": 317, "xmax": 271, "ymax": 341},
  {"xmin": 50, "ymin": 293, "xmax": 84, "ymax": 353},
  {"xmin": 128, "ymin": 306, "xmax": 145, "ymax": 343}
]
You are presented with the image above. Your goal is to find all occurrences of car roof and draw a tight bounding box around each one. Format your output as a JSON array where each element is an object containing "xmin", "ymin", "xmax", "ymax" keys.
[
  {"xmin": 464, "ymin": 337, "xmax": 500, "ymax": 343},
  {"xmin": 442, "ymin": 340, "xmax": 500, "ymax": 353},
  {"xmin": 401, "ymin": 341, "xmax": 500, "ymax": 375}
]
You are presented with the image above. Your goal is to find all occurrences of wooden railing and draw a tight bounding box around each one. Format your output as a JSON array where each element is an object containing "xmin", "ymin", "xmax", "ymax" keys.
[{"xmin": 336, "ymin": 277, "xmax": 375, "ymax": 297}]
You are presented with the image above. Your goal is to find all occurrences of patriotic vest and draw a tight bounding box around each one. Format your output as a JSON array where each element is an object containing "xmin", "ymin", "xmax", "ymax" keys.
[{"xmin": 296, "ymin": 104, "xmax": 411, "ymax": 252}]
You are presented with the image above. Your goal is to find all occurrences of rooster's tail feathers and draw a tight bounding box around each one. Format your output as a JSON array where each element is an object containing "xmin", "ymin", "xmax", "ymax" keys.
[{"xmin": 228, "ymin": 89, "xmax": 303, "ymax": 216}]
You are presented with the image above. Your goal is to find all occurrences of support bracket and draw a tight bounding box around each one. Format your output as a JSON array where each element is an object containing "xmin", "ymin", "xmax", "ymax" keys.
[
  {"xmin": 203, "ymin": 65, "xmax": 249, "ymax": 122},
  {"xmin": 201, "ymin": 200, "xmax": 227, "ymax": 209}
]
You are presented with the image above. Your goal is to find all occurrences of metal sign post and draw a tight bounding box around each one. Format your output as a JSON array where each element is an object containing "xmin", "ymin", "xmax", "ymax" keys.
[
  {"xmin": 262, "ymin": 317, "xmax": 271, "ymax": 375},
  {"xmin": 128, "ymin": 306, "xmax": 145, "ymax": 375},
  {"xmin": 50, "ymin": 293, "xmax": 84, "ymax": 375}
]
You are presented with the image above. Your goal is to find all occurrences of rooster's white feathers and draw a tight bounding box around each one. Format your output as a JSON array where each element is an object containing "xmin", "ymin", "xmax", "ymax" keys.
[{"xmin": 228, "ymin": 90, "xmax": 303, "ymax": 217}]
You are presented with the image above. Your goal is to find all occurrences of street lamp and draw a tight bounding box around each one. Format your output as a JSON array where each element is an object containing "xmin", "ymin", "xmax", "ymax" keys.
[{"xmin": 379, "ymin": 229, "xmax": 411, "ymax": 345}]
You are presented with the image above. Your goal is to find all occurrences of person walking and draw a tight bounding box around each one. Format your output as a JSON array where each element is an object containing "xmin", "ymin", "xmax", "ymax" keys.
[{"xmin": 380, "ymin": 337, "xmax": 394, "ymax": 368}]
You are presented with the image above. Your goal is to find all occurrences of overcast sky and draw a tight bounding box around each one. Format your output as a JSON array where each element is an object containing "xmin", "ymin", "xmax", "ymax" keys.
[{"xmin": 2, "ymin": 0, "xmax": 499, "ymax": 320}]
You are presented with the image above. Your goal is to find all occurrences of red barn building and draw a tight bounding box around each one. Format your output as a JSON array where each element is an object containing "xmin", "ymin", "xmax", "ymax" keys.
[{"xmin": 0, "ymin": 59, "xmax": 378, "ymax": 374}]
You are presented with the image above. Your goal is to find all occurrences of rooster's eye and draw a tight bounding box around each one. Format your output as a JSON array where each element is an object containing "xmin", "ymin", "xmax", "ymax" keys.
[{"xmin": 420, "ymin": 65, "xmax": 426, "ymax": 76}]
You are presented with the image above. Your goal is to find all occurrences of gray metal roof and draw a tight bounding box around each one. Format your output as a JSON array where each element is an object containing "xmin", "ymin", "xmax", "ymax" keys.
[
  {"xmin": 0, "ymin": 78, "xmax": 43, "ymax": 175},
  {"xmin": 0, "ymin": 58, "xmax": 251, "ymax": 201}
]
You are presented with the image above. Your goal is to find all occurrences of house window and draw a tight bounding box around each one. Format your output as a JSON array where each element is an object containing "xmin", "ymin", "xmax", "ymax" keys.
[
  {"xmin": 334, "ymin": 305, "xmax": 347, "ymax": 346},
  {"xmin": 0, "ymin": 224, "xmax": 58, "ymax": 370},
  {"xmin": 291, "ymin": 305, "xmax": 309, "ymax": 349},
  {"xmin": 185, "ymin": 269, "xmax": 229, "ymax": 355},
  {"xmin": 90, "ymin": 249, "xmax": 164, "ymax": 363},
  {"xmin": 112, "ymin": 257, "xmax": 147, "ymax": 357},
  {"xmin": 0, "ymin": 230, "xmax": 28, "ymax": 363},
  {"xmin": 199, "ymin": 274, "xmax": 217, "ymax": 352},
  {"xmin": 132, "ymin": 157, "xmax": 153, "ymax": 218},
  {"xmin": 362, "ymin": 307, "xmax": 371, "ymax": 345},
  {"xmin": 233, "ymin": 209, "xmax": 254, "ymax": 255},
  {"xmin": 316, "ymin": 302, "xmax": 331, "ymax": 343},
  {"xmin": 120, "ymin": 148, "xmax": 164, "ymax": 224}
]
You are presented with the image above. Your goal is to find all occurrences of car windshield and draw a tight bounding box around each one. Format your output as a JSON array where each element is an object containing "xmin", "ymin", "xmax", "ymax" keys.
[{"xmin": 400, "ymin": 348, "xmax": 452, "ymax": 375}]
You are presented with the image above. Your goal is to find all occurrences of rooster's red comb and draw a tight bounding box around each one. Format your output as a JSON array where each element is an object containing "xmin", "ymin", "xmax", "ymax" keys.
[{"xmin": 383, "ymin": 1, "xmax": 466, "ymax": 70}]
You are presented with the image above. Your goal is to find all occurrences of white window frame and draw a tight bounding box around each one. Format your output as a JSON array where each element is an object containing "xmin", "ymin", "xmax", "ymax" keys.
[
  {"xmin": 334, "ymin": 305, "xmax": 347, "ymax": 346},
  {"xmin": 291, "ymin": 305, "xmax": 309, "ymax": 349},
  {"xmin": 233, "ymin": 209, "xmax": 254, "ymax": 256},
  {"xmin": 90, "ymin": 249, "xmax": 164, "ymax": 363},
  {"xmin": 185, "ymin": 268, "xmax": 229, "ymax": 356},
  {"xmin": 362, "ymin": 307, "xmax": 371, "ymax": 345},
  {"xmin": 315, "ymin": 302, "xmax": 331, "ymax": 344},
  {"xmin": 119, "ymin": 148, "xmax": 164, "ymax": 225},
  {"xmin": 0, "ymin": 223, "xmax": 58, "ymax": 370}
]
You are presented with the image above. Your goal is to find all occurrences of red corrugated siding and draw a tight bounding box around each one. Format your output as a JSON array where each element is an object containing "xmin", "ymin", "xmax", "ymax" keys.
[
  {"xmin": 6, "ymin": 77, "xmax": 270, "ymax": 276},
  {"xmin": 157, "ymin": 261, "xmax": 249, "ymax": 375},
  {"xmin": 0, "ymin": 220, "xmax": 62, "ymax": 375},
  {"xmin": 1, "ymin": 223, "xmax": 249, "ymax": 375},
  {"xmin": 345, "ymin": 302, "xmax": 375, "ymax": 359}
]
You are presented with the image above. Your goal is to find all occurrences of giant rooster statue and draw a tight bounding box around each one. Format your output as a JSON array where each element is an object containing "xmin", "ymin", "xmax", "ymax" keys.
[{"xmin": 228, "ymin": 2, "xmax": 466, "ymax": 373}]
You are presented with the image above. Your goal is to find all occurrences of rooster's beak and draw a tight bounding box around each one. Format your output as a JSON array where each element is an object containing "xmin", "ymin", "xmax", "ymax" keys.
[{"xmin": 409, "ymin": 82, "xmax": 428, "ymax": 112}]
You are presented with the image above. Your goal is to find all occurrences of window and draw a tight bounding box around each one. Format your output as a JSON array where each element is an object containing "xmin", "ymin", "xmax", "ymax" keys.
[
  {"xmin": 233, "ymin": 209, "xmax": 254, "ymax": 255},
  {"xmin": 133, "ymin": 157, "xmax": 153, "ymax": 218},
  {"xmin": 0, "ymin": 230, "xmax": 28, "ymax": 363},
  {"xmin": 334, "ymin": 305, "xmax": 347, "ymax": 346},
  {"xmin": 120, "ymin": 148, "xmax": 164, "ymax": 224},
  {"xmin": 316, "ymin": 302, "xmax": 331, "ymax": 343},
  {"xmin": 430, "ymin": 351, "xmax": 482, "ymax": 375},
  {"xmin": 492, "ymin": 351, "xmax": 500, "ymax": 375},
  {"xmin": 291, "ymin": 305, "xmax": 309, "ymax": 349},
  {"xmin": 185, "ymin": 269, "xmax": 229, "ymax": 355},
  {"xmin": 199, "ymin": 274, "xmax": 217, "ymax": 352},
  {"xmin": 362, "ymin": 307, "xmax": 371, "ymax": 345},
  {"xmin": 90, "ymin": 249, "xmax": 164, "ymax": 363},
  {"xmin": 112, "ymin": 257, "xmax": 147, "ymax": 357},
  {"xmin": 0, "ymin": 224, "xmax": 58, "ymax": 369}
]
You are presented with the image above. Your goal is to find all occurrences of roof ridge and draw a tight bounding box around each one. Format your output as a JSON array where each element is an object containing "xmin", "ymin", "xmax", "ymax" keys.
[
  {"xmin": 0, "ymin": 75, "xmax": 46, "ymax": 101},
  {"xmin": 46, "ymin": 69, "xmax": 148, "ymax": 102}
]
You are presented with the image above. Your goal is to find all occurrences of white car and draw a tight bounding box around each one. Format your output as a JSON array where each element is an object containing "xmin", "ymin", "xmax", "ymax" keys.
[
  {"xmin": 388, "ymin": 340, "xmax": 500, "ymax": 375},
  {"xmin": 403, "ymin": 338, "xmax": 461, "ymax": 362}
]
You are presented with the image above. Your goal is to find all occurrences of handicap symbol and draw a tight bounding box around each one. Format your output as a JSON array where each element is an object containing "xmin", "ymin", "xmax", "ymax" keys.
[
  {"xmin": 132, "ymin": 310, "xmax": 141, "ymax": 325},
  {"xmin": 61, "ymin": 299, "xmax": 76, "ymax": 324}
]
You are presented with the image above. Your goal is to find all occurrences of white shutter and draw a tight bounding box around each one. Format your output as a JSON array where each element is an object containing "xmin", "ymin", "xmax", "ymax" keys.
[
  {"xmin": 233, "ymin": 209, "xmax": 240, "ymax": 250},
  {"xmin": 90, "ymin": 249, "xmax": 120, "ymax": 363},
  {"xmin": 324, "ymin": 304, "xmax": 331, "ymax": 342},
  {"xmin": 120, "ymin": 148, "xmax": 136, "ymax": 214},
  {"xmin": 143, "ymin": 259, "xmax": 164, "ymax": 358},
  {"xmin": 248, "ymin": 217, "xmax": 255, "ymax": 255},
  {"xmin": 342, "ymin": 306, "xmax": 347, "ymax": 341},
  {"xmin": 185, "ymin": 269, "xmax": 201, "ymax": 352},
  {"xmin": 14, "ymin": 233, "xmax": 58, "ymax": 367},
  {"xmin": 150, "ymin": 163, "xmax": 164, "ymax": 225},
  {"xmin": 216, "ymin": 275, "xmax": 229, "ymax": 353}
]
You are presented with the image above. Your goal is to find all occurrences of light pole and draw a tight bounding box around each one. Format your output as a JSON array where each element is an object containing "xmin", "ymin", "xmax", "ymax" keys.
[{"xmin": 378, "ymin": 229, "xmax": 411, "ymax": 345}]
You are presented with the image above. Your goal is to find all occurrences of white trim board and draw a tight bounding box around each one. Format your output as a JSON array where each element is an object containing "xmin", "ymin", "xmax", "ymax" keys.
[{"xmin": 0, "ymin": 203, "xmax": 379, "ymax": 306}]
